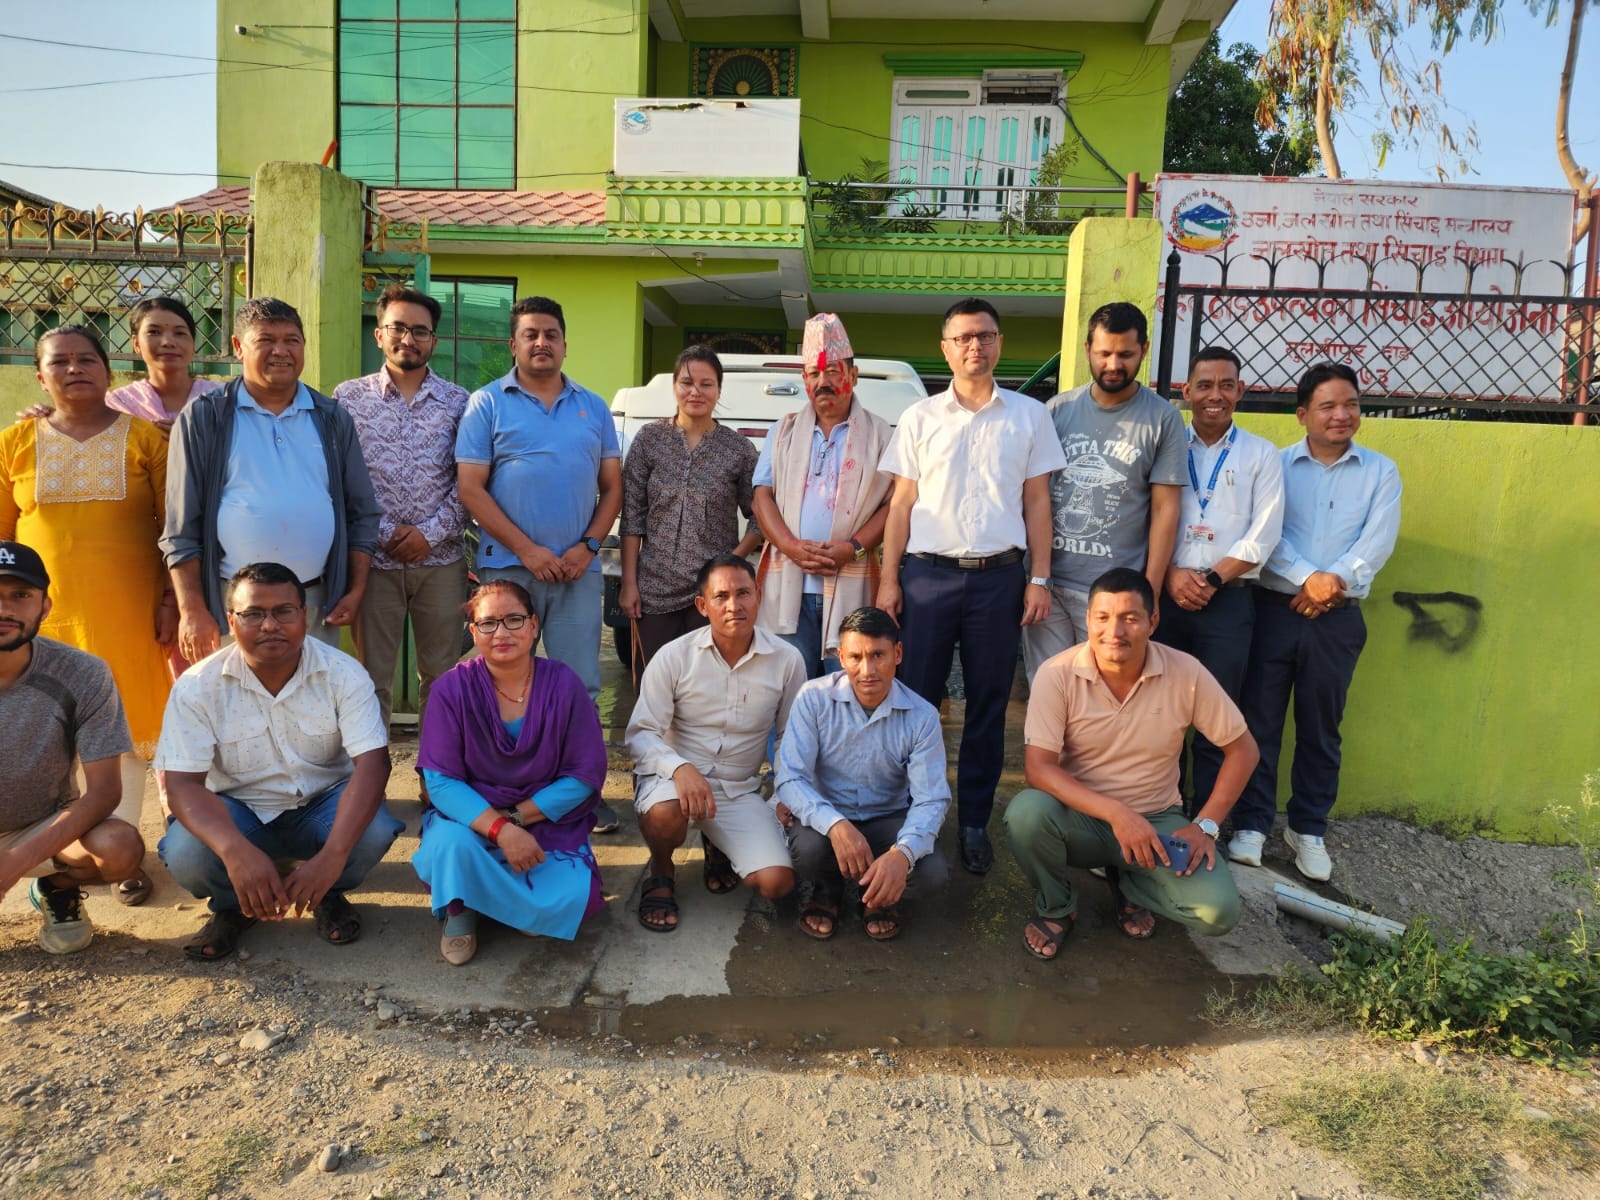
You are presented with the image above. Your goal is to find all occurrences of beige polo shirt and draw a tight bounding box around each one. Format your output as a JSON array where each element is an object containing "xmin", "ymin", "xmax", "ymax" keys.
[{"xmin": 1023, "ymin": 641, "xmax": 1247, "ymax": 814}]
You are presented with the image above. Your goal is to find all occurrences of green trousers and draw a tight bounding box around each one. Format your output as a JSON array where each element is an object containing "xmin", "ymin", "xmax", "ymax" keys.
[{"xmin": 1003, "ymin": 789, "xmax": 1241, "ymax": 936}]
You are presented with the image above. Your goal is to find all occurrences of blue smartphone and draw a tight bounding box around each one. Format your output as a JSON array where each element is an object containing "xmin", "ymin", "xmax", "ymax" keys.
[{"xmin": 1158, "ymin": 833, "xmax": 1192, "ymax": 873}]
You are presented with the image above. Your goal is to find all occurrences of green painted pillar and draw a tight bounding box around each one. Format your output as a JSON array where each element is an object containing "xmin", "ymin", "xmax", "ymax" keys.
[
  {"xmin": 1058, "ymin": 216, "xmax": 1165, "ymax": 391},
  {"xmin": 249, "ymin": 162, "xmax": 364, "ymax": 394}
]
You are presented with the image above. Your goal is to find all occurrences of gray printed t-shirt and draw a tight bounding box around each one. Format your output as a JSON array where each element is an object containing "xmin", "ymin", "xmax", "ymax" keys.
[
  {"xmin": 0, "ymin": 637, "xmax": 132, "ymax": 832},
  {"xmin": 1045, "ymin": 383, "xmax": 1187, "ymax": 589}
]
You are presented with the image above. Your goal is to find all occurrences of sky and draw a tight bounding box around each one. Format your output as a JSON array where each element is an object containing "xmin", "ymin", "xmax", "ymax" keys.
[{"xmin": 0, "ymin": 0, "xmax": 1595, "ymax": 213}]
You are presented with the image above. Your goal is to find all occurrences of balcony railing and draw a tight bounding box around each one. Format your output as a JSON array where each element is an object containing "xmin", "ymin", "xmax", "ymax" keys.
[{"xmin": 809, "ymin": 179, "xmax": 1151, "ymax": 238}]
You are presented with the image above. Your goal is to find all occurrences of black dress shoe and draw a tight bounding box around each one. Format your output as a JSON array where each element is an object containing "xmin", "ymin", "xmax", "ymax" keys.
[{"xmin": 959, "ymin": 826, "xmax": 994, "ymax": 875}]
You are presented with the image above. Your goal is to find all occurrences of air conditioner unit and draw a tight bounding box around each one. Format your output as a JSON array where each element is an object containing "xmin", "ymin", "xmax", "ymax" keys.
[{"xmin": 981, "ymin": 68, "xmax": 1065, "ymax": 104}]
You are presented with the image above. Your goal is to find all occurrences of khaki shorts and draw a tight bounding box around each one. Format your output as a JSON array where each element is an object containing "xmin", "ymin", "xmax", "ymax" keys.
[
  {"xmin": 0, "ymin": 811, "xmax": 70, "ymax": 878},
  {"xmin": 635, "ymin": 779, "xmax": 791, "ymax": 877}
]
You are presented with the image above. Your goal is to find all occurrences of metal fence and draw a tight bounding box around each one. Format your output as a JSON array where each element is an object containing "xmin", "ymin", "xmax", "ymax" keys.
[
  {"xmin": 0, "ymin": 203, "xmax": 250, "ymax": 369},
  {"xmin": 1154, "ymin": 249, "xmax": 1599, "ymax": 423}
]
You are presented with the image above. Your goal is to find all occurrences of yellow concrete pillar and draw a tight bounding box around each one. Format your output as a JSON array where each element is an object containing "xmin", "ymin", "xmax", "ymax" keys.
[
  {"xmin": 249, "ymin": 162, "xmax": 364, "ymax": 393},
  {"xmin": 1058, "ymin": 217, "xmax": 1165, "ymax": 391}
]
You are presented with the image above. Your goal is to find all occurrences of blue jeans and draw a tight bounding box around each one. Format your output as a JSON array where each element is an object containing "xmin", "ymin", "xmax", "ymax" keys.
[
  {"xmin": 479, "ymin": 566, "xmax": 603, "ymax": 700},
  {"xmin": 158, "ymin": 781, "xmax": 404, "ymax": 913},
  {"xmin": 776, "ymin": 592, "xmax": 840, "ymax": 680}
]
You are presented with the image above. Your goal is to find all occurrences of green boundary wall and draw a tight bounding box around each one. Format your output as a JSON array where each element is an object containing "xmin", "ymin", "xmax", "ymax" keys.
[{"xmin": 1237, "ymin": 413, "xmax": 1599, "ymax": 842}]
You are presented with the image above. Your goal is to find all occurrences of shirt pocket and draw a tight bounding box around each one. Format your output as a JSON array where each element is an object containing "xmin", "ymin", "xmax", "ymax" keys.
[
  {"xmin": 219, "ymin": 730, "xmax": 278, "ymax": 777},
  {"xmin": 292, "ymin": 714, "xmax": 343, "ymax": 765}
]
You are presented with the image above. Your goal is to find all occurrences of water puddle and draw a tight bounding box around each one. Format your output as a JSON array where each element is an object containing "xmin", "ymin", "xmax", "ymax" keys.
[{"xmin": 537, "ymin": 976, "xmax": 1227, "ymax": 1058}]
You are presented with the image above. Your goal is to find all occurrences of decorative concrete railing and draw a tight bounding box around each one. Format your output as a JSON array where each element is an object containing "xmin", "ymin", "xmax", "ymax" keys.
[{"xmin": 604, "ymin": 177, "xmax": 807, "ymax": 247}]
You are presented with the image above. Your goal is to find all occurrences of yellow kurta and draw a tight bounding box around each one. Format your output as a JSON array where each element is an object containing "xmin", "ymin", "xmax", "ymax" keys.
[{"xmin": 0, "ymin": 413, "xmax": 172, "ymax": 756}]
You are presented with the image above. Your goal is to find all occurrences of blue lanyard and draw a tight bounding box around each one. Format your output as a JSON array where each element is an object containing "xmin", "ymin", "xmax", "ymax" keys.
[{"xmin": 1186, "ymin": 425, "xmax": 1237, "ymax": 517}]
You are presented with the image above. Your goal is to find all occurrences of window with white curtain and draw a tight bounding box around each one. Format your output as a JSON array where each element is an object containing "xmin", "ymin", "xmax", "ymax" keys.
[{"xmin": 887, "ymin": 75, "xmax": 1063, "ymax": 223}]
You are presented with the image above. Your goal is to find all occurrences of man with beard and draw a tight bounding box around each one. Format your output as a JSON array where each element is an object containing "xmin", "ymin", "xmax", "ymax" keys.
[
  {"xmin": 1023, "ymin": 303, "xmax": 1186, "ymax": 682},
  {"xmin": 752, "ymin": 313, "xmax": 892, "ymax": 678},
  {"xmin": 455, "ymin": 295, "xmax": 624, "ymax": 832},
  {"xmin": 334, "ymin": 284, "xmax": 470, "ymax": 732},
  {"xmin": 156, "ymin": 562, "xmax": 400, "ymax": 961},
  {"xmin": 0, "ymin": 541, "xmax": 145, "ymax": 954}
]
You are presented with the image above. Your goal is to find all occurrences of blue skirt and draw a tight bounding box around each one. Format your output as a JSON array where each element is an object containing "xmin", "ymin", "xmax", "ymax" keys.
[{"xmin": 412, "ymin": 808, "xmax": 598, "ymax": 941}]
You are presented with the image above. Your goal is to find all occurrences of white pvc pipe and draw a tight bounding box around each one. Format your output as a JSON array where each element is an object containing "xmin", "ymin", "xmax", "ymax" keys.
[{"xmin": 1274, "ymin": 882, "xmax": 1407, "ymax": 943}]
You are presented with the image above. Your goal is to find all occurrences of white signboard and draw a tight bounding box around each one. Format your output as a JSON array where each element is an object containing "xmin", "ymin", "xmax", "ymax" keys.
[
  {"xmin": 613, "ymin": 98, "xmax": 800, "ymax": 179},
  {"xmin": 1152, "ymin": 174, "xmax": 1578, "ymax": 400}
]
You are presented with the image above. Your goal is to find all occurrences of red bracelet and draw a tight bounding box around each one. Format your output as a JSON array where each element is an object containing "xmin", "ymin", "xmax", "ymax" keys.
[{"xmin": 486, "ymin": 815, "xmax": 510, "ymax": 844}]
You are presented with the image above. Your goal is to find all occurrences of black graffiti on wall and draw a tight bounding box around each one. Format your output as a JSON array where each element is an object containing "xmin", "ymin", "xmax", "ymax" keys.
[{"xmin": 1391, "ymin": 591, "xmax": 1483, "ymax": 653}]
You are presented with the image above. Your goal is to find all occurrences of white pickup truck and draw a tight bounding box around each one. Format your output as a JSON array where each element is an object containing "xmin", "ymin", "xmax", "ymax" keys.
[{"xmin": 601, "ymin": 354, "xmax": 929, "ymax": 671}]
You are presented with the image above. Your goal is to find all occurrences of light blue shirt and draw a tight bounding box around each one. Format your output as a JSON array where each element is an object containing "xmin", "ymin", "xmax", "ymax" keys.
[
  {"xmin": 753, "ymin": 416, "xmax": 850, "ymax": 595},
  {"xmin": 1261, "ymin": 439, "xmax": 1402, "ymax": 599},
  {"xmin": 216, "ymin": 383, "xmax": 334, "ymax": 583},
  {"xmin": 775, "ymin": 672, "xmax": 950, "ymax": 863},
  {"xmin": 455, "ymin": 371, "xmax": 620, "ymax": 572}
]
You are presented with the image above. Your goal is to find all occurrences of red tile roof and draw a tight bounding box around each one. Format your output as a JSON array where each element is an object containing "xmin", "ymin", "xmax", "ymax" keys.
[{"xmin": 164, "ymin": 185, "xmax": 606, "ymax": 228}]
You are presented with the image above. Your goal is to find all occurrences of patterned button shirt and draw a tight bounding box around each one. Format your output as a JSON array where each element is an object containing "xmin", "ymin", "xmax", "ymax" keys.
[
  {"xmin": 621, "ymin": 419, "xmax": 757, "ymax": 613},
  {"xmin": 333, "ymin": 366, "xmax": 470, "ymax": 570}
]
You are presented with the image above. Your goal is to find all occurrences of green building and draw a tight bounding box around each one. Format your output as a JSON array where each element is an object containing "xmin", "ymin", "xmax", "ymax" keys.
[{"xmin": 201, "ymin": 0, "xmax": 1231, "ymax": 399}]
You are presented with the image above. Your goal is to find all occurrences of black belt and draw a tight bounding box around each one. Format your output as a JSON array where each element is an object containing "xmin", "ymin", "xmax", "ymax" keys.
[
  {"xmin": 909, "ymin": 548, "xmax": 1024, "ymax": 572},
  {"xmin": 1256, "ymin": 587, "xmax": 1359, "ymax": 610}
]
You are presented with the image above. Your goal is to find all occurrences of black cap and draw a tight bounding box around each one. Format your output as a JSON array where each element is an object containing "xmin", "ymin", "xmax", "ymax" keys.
[{"xmin": 0, "ymin": 541, "xmax": 50, "ymax": 591}]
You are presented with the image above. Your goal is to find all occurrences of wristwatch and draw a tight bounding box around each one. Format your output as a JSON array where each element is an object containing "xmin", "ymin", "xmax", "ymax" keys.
[
  {"xmin": 582, "ymin": 536, "xmax": 601, "ymax": 555},
  {"xmin": 1203, "ymin": 568, "xmax": 1225, "ymax": 589},
  {"xmin": 1195, "ymin": 817, "xmax": 1220, "ymax": 840},
  {"xmin": 849, "ymin": 537, "xmax": 867, "ymax": 561},
  {"xmin": 1028, "ymin": 575, "xmax": 1050, "ymax": 588},
  {"xmin": 894, "ymin": 842, "xmax": 917, "ymax": 875}
]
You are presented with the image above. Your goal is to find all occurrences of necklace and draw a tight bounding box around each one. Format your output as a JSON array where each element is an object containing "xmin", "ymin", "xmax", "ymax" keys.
[{"xmin": 491, "ymin": 663, "xmax": 533, "ymax": 705}]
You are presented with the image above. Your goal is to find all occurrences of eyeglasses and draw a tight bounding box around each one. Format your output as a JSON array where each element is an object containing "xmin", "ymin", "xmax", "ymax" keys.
[
  {"xmin": 230, "ymin": 603, "xmax": 304, "ymax": 628},
  {"xmin": 469, "ymin": 614, "xmax": 531, "ymax": 634},
  {"xmin": 379, "ymin": 323, "xmax": 436, "ymax": 343},
  {"xmin": 944, "ymin": 331, "xmax": 999, "ymax": 347}
]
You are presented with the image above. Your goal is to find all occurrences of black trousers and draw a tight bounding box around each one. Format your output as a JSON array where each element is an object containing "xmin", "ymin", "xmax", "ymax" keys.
[
  {"xmin": 1152, "ymin": 583, "xmax": 1255, "ymax": 813},
  {"xmin": 1233, "ymin": 591, "xmax": 1367, "ymax": 838},
  {"xmin": 894, "ymin": 556, "xmax": 1024, "ymax": 830}
]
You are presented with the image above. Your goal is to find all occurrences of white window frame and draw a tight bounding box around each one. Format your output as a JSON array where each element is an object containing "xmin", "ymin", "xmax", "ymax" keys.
[{"xmin": 888, "ymin": 75, "xmax": 1062, "ymax": 223}]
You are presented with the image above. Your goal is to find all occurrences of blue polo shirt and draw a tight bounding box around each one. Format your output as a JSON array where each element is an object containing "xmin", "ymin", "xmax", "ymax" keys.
[
  {"xmin": 217, "ymin": 383, "xmax": 334, "ymax": 584},
  {"xmin": 455, "ymin": 370, "xmax": 620, "ymax": 572}
]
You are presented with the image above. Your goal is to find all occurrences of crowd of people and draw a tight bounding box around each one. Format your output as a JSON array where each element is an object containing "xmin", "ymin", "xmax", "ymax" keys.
[{"xmin": 0, "ymin": 286, "xmax": 1400, "ymax": 969}]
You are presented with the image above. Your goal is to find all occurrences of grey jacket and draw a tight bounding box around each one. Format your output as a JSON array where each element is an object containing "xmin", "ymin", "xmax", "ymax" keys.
[{"xmin": 160, "ymin": 377, "xmax": 383, "ymax": 624}]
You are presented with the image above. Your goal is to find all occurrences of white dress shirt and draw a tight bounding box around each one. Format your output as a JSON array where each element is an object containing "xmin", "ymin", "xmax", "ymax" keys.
[
  {"xmin": 1171, "ymin": 421, "xmax": 1286, "ymax": 579},
  {"xmin": 879, "ymin": 386, "xmax": 1067, "ymax": 556},
  {"xmin": 626, "ymin": 625, "xmax": 807, "ymax": 807},
  {"xmin": 1261, "ymin": 439, "xmax": 1402, "ymax": 598},
  {"xmin": 154, "ymin": 637, "xmax": 388, "ymax": 820}
]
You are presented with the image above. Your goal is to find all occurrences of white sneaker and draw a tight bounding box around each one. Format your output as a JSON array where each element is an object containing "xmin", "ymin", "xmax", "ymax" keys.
[
  {"xmin": 29, "ymin": 879, "xmax": 94, "ymax": 955},
  {"xmin": 1226, "ymin": 830, "xmax": 1266, "ymax": 867},
  {"xmin": 1284, "ymin": 829, "xmax": 1333, "ymax": 882}
]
